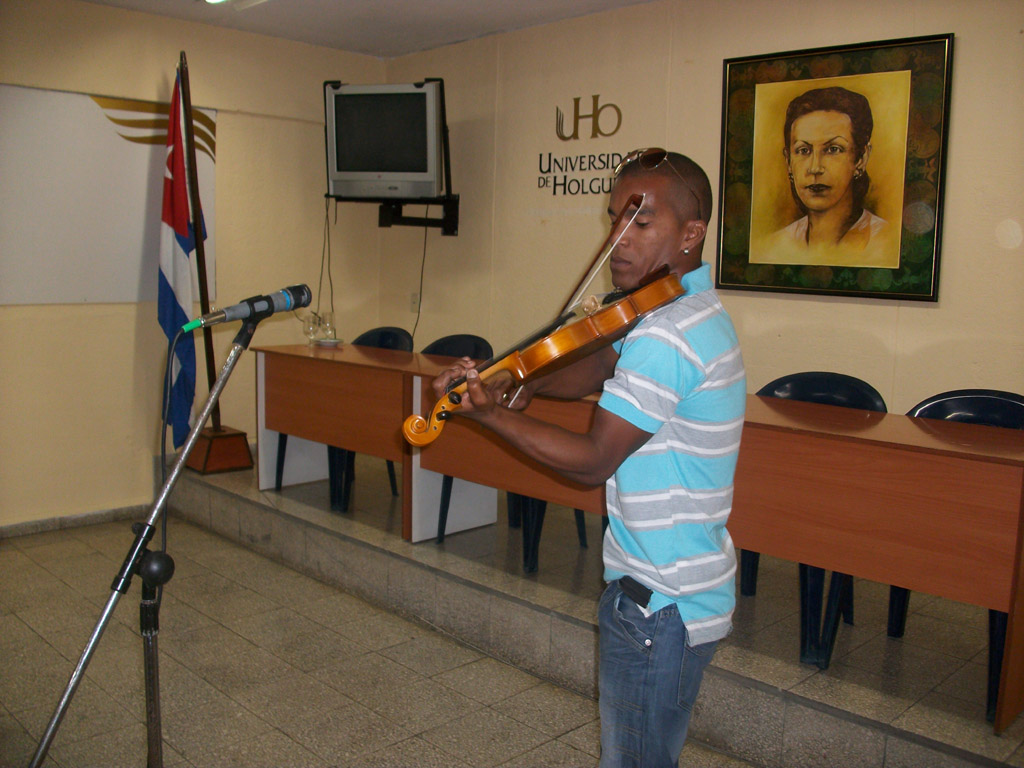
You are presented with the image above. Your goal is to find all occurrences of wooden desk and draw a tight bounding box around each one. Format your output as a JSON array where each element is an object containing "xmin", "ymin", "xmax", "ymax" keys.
[
  {"xmin": 732, "ymin": 397, "xmax": 1024, "ymax": 613},
  {"xmin": 255, "ymin": 344, "xmax": 436, "ymax": 539},
  {"xmin": 254, "ymin": 344, "xmax": 587, "ymax": 541},
  {"xmin": 259, "ymin": 344, "xmax": 425, "ymax": 463},
  {"xmin": 255, "ymin": 345, "xmax": 608, "ymax": 529},
  {"xmin": 730, "ymin": 396, "xmax": 1024, "ymax": 733}
]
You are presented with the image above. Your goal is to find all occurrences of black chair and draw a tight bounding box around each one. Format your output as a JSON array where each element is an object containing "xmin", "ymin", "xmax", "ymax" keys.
[
  {"xmin": 421, "ymin": 334, "xmax": 494, "ymax": 544},
  {"xmin": 741, "ymin": 371, "xmax": 887, "ymax": 668},
  {"xmin": 274, "ymin": 327, "xmax": 413, "ymax": 513},
  {"xmin": 351, "ymin": 326, "xmax": 415, "ymax": 352},
  {"xmin": 502, "ymin": 493, "xmax": 598, "ymax": 573},
  {"xmin": 890, "ymin": 388, "xmax": 1024, "ymax": 722}
]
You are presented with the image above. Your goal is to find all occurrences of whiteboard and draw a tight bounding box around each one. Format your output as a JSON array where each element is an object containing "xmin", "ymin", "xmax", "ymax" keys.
[{"xmin": 0, "ymin": 84, "xmax": 216, "ymax": 305}]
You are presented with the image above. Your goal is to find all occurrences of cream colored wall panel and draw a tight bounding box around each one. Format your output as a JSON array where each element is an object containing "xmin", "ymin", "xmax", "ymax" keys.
[
  {"xmin": 197, "ymin": 110, "xmax": 384, "ymax": 437},
  {"xmin": 0, "ymin": 305, "xmax": 163, "ymax": 525},
  {"xmin": 0, "ymin": 0, "xmax": 384, "ymax": 525}
]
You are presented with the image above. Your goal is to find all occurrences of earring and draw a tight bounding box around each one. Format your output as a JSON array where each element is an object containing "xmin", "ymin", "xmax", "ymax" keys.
[{"xmin": 683, "ymin": 248, "xmax": 690, "ymax": 254}]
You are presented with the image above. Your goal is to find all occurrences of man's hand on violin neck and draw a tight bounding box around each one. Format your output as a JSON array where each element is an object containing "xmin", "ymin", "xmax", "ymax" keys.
[
  {"xmin": 462, "ymin": 367, "xmax": 501, "ymax": 418},
  {"xmin": 432, "ymin": 359, "xmax": 522, "ymax": 410},
  {"xmin": 431, "ymin": 357, "xmax": 475, "ymax": 399}
]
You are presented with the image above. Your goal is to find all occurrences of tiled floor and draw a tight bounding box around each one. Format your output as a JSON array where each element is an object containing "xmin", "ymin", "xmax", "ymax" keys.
[
  {"xmin": 1, "ymin": 487, "xmax": 751, "ymax": 767},
  {"xmin": 3, "ymin": 453, "xmax": 1024, "ymax": 766}
]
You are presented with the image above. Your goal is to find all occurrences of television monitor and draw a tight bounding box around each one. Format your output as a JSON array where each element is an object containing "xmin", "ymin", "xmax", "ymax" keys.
[{"xmin": 324, "ymin": 80, "xmax": 444, "ymax": 200}]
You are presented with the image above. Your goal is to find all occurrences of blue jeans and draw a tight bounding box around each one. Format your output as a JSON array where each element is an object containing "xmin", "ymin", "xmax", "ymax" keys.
[{"xmin": 598, "ymin": 581, "xmax": 718, "ymax": 768}]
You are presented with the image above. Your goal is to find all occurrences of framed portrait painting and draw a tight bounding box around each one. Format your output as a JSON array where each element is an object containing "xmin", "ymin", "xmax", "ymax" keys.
[{"xmin": 715, "ymin": 34, "xmax": 953, "ymax": 300}]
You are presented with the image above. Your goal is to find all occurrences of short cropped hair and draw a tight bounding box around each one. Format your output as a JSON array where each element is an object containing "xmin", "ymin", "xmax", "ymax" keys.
[{"xmin": 615, "ymin": 151, "xmax": 712, "ymax": 224}]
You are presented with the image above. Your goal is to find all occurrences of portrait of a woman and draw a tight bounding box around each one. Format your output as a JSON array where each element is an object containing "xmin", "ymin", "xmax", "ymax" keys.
[{"xmin": 761, "ymin": 85, "xmax": 894, "ymax": 265}]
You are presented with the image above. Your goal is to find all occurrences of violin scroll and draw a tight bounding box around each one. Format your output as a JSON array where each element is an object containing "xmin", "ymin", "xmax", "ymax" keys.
[
  {"xmin": 402, "ymin": 383, "xmax": 468, "ymax": 446},
  {"xmin": 401, "ymin": 413, "xmax": 436, "ymax": 446}
]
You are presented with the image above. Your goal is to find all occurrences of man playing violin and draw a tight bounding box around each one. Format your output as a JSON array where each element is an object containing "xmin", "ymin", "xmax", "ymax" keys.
[{"xmin": 432, "ymin": 149, "xmax": 746, "ymax": 768}]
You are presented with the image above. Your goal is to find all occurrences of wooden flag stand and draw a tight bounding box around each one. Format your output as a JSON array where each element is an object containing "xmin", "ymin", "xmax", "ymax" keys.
[
  {"xmin": 177, "ymin": 51, "xmax": 253, "ymax": 474},
  {"xmin": 185, "ymin": 425, "xmax": 252, "ymax": 474}
]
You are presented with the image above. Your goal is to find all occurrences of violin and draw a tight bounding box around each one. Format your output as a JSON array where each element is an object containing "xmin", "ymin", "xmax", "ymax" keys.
[{"xmin": 401, "ymin": 194, "xmax": 686, "ymax": 447}]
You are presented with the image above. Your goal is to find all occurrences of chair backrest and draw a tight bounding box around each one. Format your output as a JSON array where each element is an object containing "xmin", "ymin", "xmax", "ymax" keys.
[
  {"xmin": 421, "ymin": 334, "xmax": 493, "ymax": 361},
  {"xmin": 908, "ymin": 389, "xmax": 1024, "ymax": 430},
  {"xmin": 351, "ymin": 326, "xmax": 413, "ymax": 352},
  {"xmin": 757, "ymin": 371, "xmax": 887, "ymax": 413}
]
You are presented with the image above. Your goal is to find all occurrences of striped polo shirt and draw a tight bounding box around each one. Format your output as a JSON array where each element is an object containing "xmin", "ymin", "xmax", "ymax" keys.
[{"xmin": 599, "ymin": 263, "xmax": 746, "ymax": 646}]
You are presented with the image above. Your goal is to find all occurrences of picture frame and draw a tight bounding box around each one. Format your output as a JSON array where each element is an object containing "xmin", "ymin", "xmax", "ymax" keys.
[{"xmin": 715, "ymin": 34, "xmax": 953, "ymax": 301}]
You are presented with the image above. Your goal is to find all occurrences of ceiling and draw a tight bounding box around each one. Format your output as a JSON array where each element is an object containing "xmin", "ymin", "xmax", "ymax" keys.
[{"xmin": 82, "ymin": 0, "xmax": 655, "ymax": 59}]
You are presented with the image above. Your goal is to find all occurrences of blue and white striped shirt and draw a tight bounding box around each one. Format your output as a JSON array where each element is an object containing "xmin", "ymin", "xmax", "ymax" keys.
[{"xmin": 599, "ymin": 263, "xmax": 746, "ymax": 646}]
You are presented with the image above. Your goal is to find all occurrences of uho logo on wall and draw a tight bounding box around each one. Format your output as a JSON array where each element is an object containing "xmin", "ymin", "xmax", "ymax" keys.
[
  {"xmin": 539, "ymin": 94, "xmax": 622, "ymax": 196},
  {"xmin": 555, "ymin": 95, "xmax": 621, "ymax": 141}
]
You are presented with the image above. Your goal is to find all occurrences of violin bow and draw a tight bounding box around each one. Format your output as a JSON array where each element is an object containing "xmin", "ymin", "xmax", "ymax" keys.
[{"xmin": 561, "ymin": 193, "xmax": 644, "ymax": 316}]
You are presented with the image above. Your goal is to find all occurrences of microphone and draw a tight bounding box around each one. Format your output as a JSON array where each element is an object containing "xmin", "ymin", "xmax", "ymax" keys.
[{"xmin": 181, "ymin": 284, "xmax": 312, "ymax": 332}]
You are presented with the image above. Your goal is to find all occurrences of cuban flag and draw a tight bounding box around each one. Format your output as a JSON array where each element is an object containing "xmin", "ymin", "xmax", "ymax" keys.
[{"xmin": 158, "ymin": 69, "xmax": 203, "ymax": 448}]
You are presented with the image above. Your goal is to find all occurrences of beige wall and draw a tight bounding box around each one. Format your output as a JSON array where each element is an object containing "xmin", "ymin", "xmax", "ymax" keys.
[
  {"xmin": 0, "ymin": 0, "xmax": 384, "ymax": 525},
  {"xmin": 2, "ymin": 0, "xmax": 1022, "ymax": 527}
]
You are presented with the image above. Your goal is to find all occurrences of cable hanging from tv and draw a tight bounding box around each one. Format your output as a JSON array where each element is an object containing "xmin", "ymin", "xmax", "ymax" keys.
[{"xmin": 324, "ymin": 77, "xmax": 459, "ymax": 236}]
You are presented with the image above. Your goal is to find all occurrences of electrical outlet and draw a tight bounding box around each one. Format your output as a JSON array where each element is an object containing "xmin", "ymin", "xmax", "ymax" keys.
[{"xmin": 410, "ymin": 292, "xmax": 420, "ymax": 312}]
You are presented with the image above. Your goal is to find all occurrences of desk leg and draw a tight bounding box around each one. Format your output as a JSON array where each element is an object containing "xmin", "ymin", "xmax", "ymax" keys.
[
  {"xmin": 574, "ymin": 509, "xmax": 588, "ymax": 548},
  {"xmin": 740, "ymin": 550, "xmax": 760, "ymax": 597},
  {"xmin": 437, "ymin": 475, "xmax": 454, "ymax": 543}
]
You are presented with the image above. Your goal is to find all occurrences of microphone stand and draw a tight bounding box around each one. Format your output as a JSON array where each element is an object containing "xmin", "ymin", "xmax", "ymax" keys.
[{"xmin": 30, "ymin": 319, "xmax": 262, "ymax": 768}]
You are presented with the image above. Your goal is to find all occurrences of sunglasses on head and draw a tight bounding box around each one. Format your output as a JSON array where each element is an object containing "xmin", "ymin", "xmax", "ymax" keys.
[{"xmin": 612, "ymin": 147, "xmax": 703, "ymax": 221}]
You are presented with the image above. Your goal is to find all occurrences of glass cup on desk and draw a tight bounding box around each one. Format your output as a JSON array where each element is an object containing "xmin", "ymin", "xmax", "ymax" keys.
[
  {"xmin": 320, "ymin": 312, "xmax": 335, "ymax": 340},
  {"xmin": 302, "ymin": 313, "xmax": 320, "ymax": 345}
]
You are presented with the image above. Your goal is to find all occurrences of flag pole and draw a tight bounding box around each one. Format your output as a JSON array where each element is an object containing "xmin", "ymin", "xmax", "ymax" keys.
[
  {"xmin": 178, "ymin": 51, "xmax": 218, "ymax": 430},
  {"xmin": 178, "ymin": 51, "xmax": 253, "ymax": 473}
]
